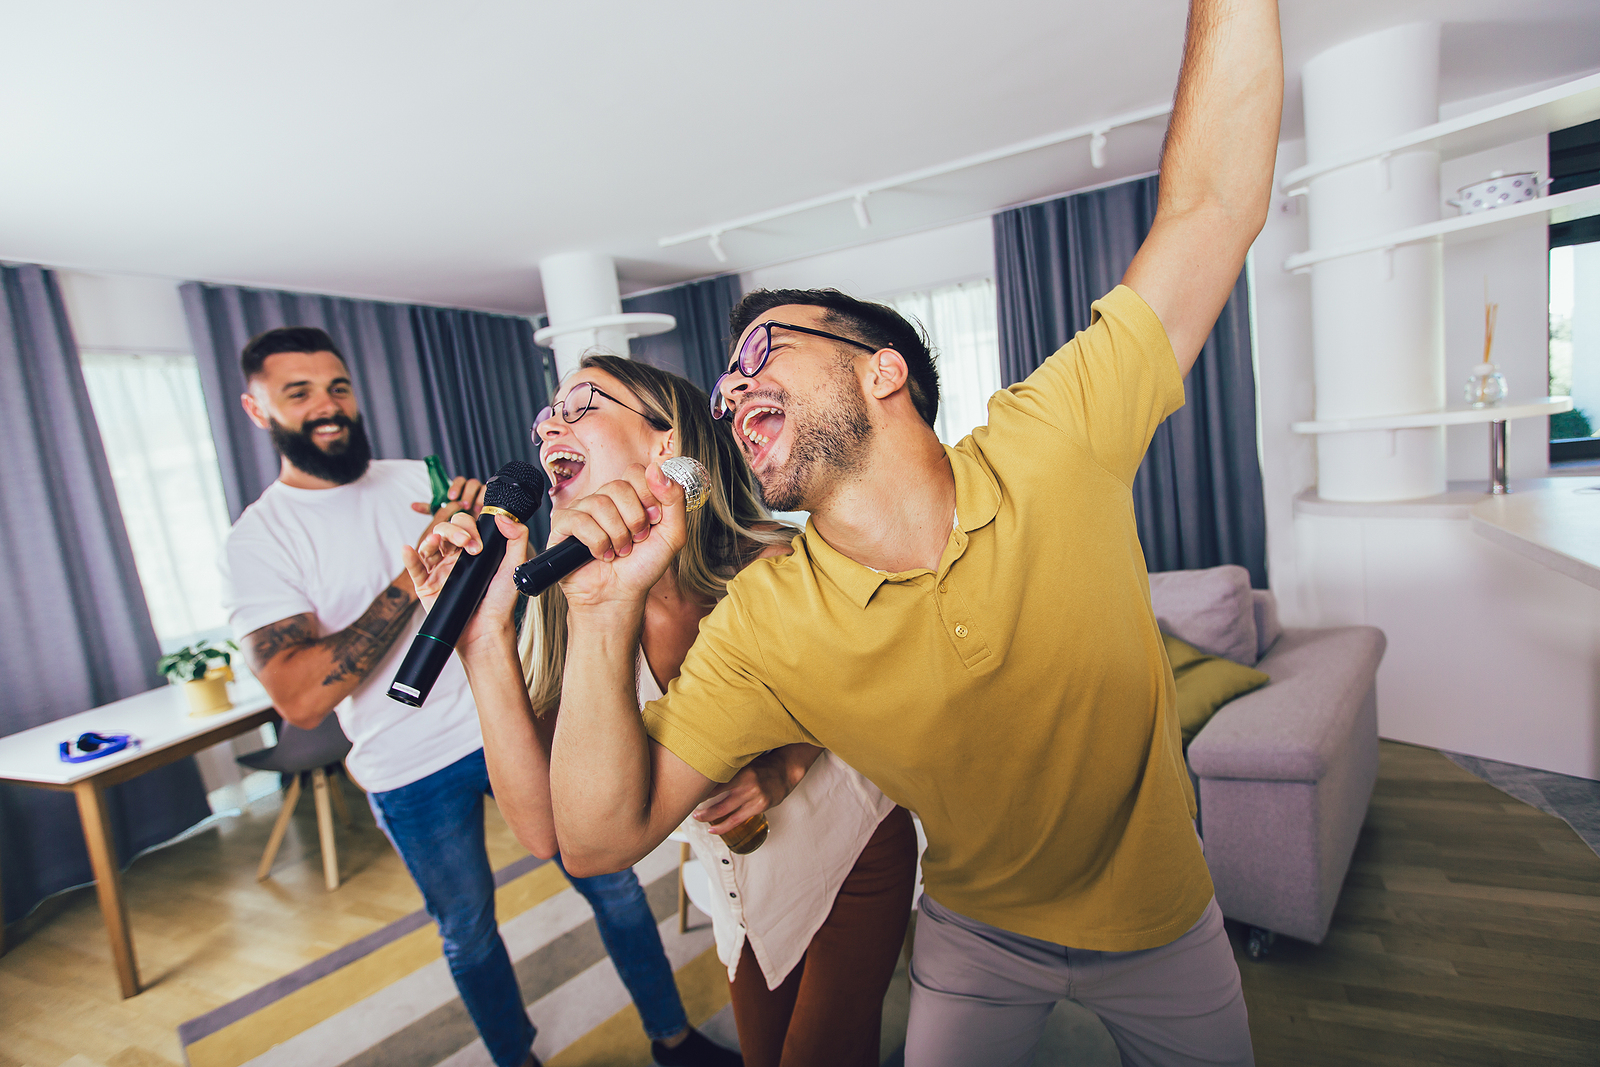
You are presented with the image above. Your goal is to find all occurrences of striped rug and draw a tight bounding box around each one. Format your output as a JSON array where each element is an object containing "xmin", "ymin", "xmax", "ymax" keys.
[
  {"xmin": 178, "ymin": 841, "xmax": 731, "ymax": 1067},
  {"xmin": 176, "ymin": 839, "xmax": 1111, "ymax": 1066}
]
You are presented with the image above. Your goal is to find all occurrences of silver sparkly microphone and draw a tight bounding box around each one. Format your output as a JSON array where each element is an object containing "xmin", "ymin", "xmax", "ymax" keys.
[{"xmin": 512, "ymin": 457, "xmax": 712, "ymax": 598}]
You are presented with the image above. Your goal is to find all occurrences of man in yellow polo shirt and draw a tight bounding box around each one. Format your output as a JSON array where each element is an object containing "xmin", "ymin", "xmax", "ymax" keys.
[{"xmin": 537, "ymin": 1, "xmax": 1281, "ymax": 1063}]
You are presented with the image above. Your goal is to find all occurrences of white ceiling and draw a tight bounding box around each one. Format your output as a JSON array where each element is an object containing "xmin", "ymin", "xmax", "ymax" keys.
[{"xmin": 2, "ymin": 0, "xmax": 1597, "ymax": 314}]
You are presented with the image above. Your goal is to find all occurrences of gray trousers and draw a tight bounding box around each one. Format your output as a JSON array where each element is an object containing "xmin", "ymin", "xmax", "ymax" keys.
[{"xmin": 906, "ymin": 894, "xmax": 1252, "ymax": 1067}]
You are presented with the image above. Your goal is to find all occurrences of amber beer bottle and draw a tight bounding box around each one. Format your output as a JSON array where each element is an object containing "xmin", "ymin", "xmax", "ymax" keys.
[{"xmin": 719, "ymin": 812, "xmax": 768, "ymax": 854}]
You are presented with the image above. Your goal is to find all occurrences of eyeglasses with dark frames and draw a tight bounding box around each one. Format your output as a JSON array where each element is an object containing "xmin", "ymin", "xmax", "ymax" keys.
[
  {"xmin": 711, "ymin": 321, "xmax": 880, "ymax": 420},
  {"xmin": 534, "ymin": 381, "xmax": 671, "ymax": 438}
]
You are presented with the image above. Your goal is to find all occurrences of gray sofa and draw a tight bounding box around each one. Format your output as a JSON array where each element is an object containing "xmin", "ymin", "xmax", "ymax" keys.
[{"xmin": 1149, "ymin": 566, "xmax": 1386, "ymax": 955}]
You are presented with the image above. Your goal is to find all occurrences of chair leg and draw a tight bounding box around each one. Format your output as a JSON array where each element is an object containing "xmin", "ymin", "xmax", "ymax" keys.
[
  {"xmin": 678, "ymin": 842, "xmax": 690, "ymax": 934},
  {"xmin": 258, "ymin": 774, "xmax": 303, "ymax": 881},
  {"xmin": 311, "ymin": 768, "xmax": 340, "ymax": 891},
  {"xmin": 327, "ymin": 765, "xmax": 354, "ymax": 827}
]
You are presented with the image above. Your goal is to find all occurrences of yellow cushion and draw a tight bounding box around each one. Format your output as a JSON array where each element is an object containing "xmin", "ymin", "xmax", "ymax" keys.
[{"xmin": 1163, "ymin": 632, "xmax": 1269, "ymax": 747}]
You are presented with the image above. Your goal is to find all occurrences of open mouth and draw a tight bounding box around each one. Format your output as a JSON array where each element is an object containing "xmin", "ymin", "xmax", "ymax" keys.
[
  {"xmin": 543, "ymin": 448, "xmax": 586, "ymax": 494},
  {"xmin": 738, "ymin": 404, "xmax": 786, "ymax": 468},
  {"xmin": 309, "ymin": 422, "xmax": 350, "ymax": 448}
]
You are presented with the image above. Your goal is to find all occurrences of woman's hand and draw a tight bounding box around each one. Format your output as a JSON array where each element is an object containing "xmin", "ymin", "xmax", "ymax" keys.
[
  {"xmin": 552, "ymin": 462, "xmax": 686, "ymax": 613},
  {"xmin": 400, "ymin": 510, "xmax": 529, "ymax": 653},
  {"xmin": 692, "ymin": 744, "xmax": 823, "ymax": 835}
]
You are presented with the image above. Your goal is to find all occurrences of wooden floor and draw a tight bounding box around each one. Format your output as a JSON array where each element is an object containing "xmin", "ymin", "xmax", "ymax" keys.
[
  {"xmin": 0, "ymin": 778, "xmax": 529, "ymax": 1067},
  {"xmin": 1234, "ymin": 742, "xmax": 1600, "ymax": 1067},
  {"xmin": 0, "ymin": 743, "xmax": 1596, "ymax": 1067}
]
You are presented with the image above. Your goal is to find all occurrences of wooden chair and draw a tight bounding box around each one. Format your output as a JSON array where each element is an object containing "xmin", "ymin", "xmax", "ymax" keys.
[{"xmin": 239, "ymin": 714, "xmax": 354, "ymax": 891}]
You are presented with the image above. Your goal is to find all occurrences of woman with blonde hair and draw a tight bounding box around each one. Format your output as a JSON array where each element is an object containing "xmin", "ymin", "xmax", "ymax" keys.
[{"xmin": 408, "ymin": 354, "xmax": 916, "ymax": 1067}]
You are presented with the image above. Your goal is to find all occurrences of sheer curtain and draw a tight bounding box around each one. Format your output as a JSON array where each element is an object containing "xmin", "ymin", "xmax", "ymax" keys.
[
  {"xmin": 79, "ymin": 352, "xmax": 233, "ymax": 650},
  {"xmin": 0, "ymin": 265, "xmax": 211, "ymax": 926},
  {"xmin": 885, "ymin": 279, "xmax": 1002, "ymax": 445}
]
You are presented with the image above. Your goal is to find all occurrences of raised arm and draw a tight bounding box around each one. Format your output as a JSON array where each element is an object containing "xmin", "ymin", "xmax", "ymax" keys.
[
  {"xmin": 1122, "ymin": 0, "xmax": 1282, "ymax": 375},
  {"xmin": 541, "ymin": 464, "xmax": 721, "ymax": 877}
]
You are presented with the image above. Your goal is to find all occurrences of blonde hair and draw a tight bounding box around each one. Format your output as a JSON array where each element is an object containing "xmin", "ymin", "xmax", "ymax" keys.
[{"xmin": 518, "ymin": 355, "xmax": 795, "ymax": 714}]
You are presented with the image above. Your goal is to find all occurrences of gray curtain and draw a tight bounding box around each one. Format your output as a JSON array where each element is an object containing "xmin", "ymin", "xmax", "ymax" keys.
[
  {"xmin": 993, "ymin": 176, "xmax": 1267, "ymax": 587},
  {"xmin": 0, "ymin": 264, "xmax": 211, "ymax": 925},
  {"xmin": 180, "ymin": 285, "xmax": 435, "ymax": 521},
  {"xmin": 409, "ymin": 304, "xmax": 552, "ymax": 547},
  {"xmin": 621, "ymin": 275, "xmax": 743, "ymax": 394},
  {"xmin": 181, "ymin": 283, "xmax": 552, "ymax": 541}
]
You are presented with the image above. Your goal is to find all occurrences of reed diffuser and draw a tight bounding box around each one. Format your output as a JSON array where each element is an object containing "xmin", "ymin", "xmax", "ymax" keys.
[{"xmin": 1465, "ymin": 284, "xmax": 1507, "ymax": 407}]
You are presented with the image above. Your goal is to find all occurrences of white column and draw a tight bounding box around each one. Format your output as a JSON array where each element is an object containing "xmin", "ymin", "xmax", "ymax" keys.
[
  {"xmin": 538, "ymin": 252, "xmax": 633, "ymax": 379},
  {"xmin": 1303, "ymin": 23, "xmax": 1445, "ymax": 501}
]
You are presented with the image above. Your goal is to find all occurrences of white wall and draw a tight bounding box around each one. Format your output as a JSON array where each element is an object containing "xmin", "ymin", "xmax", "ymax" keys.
[
  {"xmin": 1250, "ymin": 139, "xmax": 1318, "ymax": 626},
  {"xmin": 56, "ymin": 269, "xmax": 191, "ymax": 353},
  {"xmin": 740, "ymin": 217, "xmax": 994, "ymax": 300}
]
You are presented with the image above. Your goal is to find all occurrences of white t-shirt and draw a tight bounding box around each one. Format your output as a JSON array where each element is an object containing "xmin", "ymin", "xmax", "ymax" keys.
[{"xmin": 219, "ymin": 459, "xmax": 483, "ymax": 794}]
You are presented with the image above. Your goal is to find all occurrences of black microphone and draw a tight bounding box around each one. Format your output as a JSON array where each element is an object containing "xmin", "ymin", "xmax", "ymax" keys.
[
  {"xmin": 512, "ymin": 457, "xmax": 711, "ymax": 599},
  {"xmin": 388, "ymin": 461, "xmax": 546, "ymax": 706}
]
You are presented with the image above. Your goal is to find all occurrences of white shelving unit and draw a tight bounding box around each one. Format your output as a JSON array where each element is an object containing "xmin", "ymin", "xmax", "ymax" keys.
[
  {"xmin": 1291, "ymin": 396, "xmax": 1573, "ymax": 435},
  {"xmin": 1284, "ymin": 188, "xmax": 1600, "ymax": 272},
  {"xmin": 1281, "ymin": 72, "xmax": 1600, "ymax": 194},
  {"xmin": 1283, "ymin": 71, "xmax": 1600, "ymax": 274}
]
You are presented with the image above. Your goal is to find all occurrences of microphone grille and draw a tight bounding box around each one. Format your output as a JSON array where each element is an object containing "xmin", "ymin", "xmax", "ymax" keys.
[
  {"xmin": 484, "ymin": 461, "xmax": 546, "ymax": 521},
  {"xmin": 660, "ymin": 457, "xmax": 711, "ymax": 513}
]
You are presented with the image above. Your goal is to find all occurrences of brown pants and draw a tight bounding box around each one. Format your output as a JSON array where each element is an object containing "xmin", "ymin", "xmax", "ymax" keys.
[{"xmin": 727, "ymin": 806, "xmax": 917, "ymax": 1067}]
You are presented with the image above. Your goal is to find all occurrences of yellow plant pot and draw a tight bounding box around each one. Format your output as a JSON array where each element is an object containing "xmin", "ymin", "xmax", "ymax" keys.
[{"xmin": 184, "ymin": 666, "xmax": 234, "ymax": 717}]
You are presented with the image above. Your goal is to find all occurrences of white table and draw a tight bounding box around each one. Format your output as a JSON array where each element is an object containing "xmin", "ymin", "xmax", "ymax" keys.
[{"xmin": 0, "ymin": 682, "xmax": 276, "ymax": 997}]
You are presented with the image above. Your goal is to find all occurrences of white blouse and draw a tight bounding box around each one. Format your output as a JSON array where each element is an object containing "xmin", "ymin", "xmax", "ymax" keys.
[{"xmin": 638, "ymin": 653, "xmax": 895, "ymax": 990}]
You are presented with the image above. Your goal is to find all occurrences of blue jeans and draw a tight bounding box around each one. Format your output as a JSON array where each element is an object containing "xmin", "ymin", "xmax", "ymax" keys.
[{"xmin": 368, "ymin": 748, "xmax": 688, "ymax": 1066}]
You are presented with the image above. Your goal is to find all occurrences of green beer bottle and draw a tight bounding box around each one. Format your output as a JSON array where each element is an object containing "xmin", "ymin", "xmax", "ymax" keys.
[{"xmin": 424, "ymin": 454, "xmax": 452, "ymax": 512}]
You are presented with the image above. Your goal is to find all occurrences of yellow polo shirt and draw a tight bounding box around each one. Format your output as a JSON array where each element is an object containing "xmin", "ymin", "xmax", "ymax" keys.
[{"xmin": 643, "ymin": 285, "xmax": 1211, "ymax": 951}]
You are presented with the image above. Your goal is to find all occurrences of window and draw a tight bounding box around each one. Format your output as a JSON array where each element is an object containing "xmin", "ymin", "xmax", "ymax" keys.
[
  {"xmin": 1550, "ymin": 118, "xmax": 1600, "ymax": 463},
  {"xmin": 79, "ymin": 352, "xmax": 233, "ymax": 650},
  {"xmin": 884, "ymin": 278, "xmax": 1002, "ymax": 445}
]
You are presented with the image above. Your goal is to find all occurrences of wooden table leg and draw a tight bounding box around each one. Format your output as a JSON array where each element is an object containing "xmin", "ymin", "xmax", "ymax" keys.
[
  {"xmin": 678, "ymin": 842, "xmax": 690, "ymax": 934},
  {"xmin": 311, "ymin": 769, "xmax": 340, "ymax": 891},
  {"xmin": 74, "ymin": 779, "xmax": 139, "ymax": 998}
]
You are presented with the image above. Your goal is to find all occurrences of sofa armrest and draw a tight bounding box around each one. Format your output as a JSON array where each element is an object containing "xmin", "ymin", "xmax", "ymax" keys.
[{"xmin": 1186, "ymin": 625, "xmax": 1386, "ymax": 782}]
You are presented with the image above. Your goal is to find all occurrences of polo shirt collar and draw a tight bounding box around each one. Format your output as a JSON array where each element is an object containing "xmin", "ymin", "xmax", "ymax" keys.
[
  {"xmin": 946, "ymin": 443, "xmax": 1000, "ymax": 534},
  {"xmin": 801, "ymin": 445, "xmax": 1002, "ymax": 610}
]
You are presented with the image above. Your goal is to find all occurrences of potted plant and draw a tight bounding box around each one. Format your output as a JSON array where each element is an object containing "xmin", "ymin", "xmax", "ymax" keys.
[{"xmin": 158, "ymin": 640, "xmax": 240, "ymax": 717}]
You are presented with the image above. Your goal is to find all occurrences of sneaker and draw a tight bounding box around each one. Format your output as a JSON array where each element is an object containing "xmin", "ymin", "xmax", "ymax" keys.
[{"xmin": 651, "ymin": 1027, "xmax": 742, "ymax": 1067}]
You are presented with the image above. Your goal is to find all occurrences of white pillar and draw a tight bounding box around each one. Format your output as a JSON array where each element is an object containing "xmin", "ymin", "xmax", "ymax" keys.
[
  {"xmin": 1304, "ymin": 23, "xmax": 1445, "ymax": 501},
  {"xmin": 538, "ymin": 252, "xmax": 633, "ymax": 379}
]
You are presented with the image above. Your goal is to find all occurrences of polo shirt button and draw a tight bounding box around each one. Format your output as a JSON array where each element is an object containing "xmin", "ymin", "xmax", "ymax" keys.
[
  {"xmin": 721, "ymin": 858, "xmax": 730, "ymax": 865},
  {"xmin": 729, "ymin": 892, "xmax": 738, "ymax": 898},
  {"xmin": 939, "ymin": 583, "xmax": 947, "ymax": 593},
  {"xmin": 955, "ymin": 624, "xmax": 969, "ymax": 638}
]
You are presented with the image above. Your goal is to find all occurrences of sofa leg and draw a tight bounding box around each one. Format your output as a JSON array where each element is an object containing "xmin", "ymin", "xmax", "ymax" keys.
[{"xmin": 1246, "ymin": 926, "xmax": 1276, "ymax": 959}]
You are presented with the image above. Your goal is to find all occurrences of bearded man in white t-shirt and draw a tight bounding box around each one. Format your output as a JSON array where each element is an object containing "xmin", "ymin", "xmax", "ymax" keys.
[{"xmin": 219, "ymin": 326, "xmax": 737, "ymax": 1067}]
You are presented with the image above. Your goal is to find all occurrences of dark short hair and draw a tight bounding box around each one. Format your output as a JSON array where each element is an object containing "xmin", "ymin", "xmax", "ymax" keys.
[
  {"xmin": 728, "ymin": 289, "xmax": 939, "ymax": 428},
  {"xmin": 240, "ymin": 326, "xmax": 344, "ymax": 382}
]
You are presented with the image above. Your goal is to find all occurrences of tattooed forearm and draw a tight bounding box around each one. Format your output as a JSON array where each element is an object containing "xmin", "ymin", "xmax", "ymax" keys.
[
  {"xmin": 245, "ymin": 614, "xmax": 318, "ymax": 674},
  {"xmin": 321, "ymin": 585, "xmax": 417, "ymax": 686},
  {"xmin": 243, "ymin": 583, "xmax": 418, "ymax": 698}
]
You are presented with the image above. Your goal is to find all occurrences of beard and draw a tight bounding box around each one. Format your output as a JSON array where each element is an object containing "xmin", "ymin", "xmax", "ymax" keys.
[
  {"xmin": 270, "ymin": 412, "xmax": 372, "ymax": 486},
  {"xmin": 755, "ymin": 367, "xmax": 874, "ymax": 513}
]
